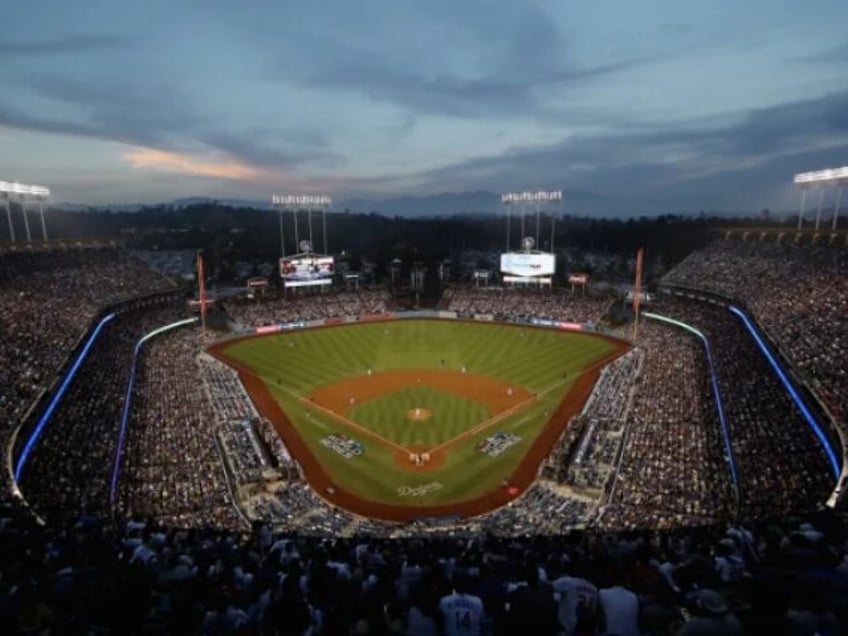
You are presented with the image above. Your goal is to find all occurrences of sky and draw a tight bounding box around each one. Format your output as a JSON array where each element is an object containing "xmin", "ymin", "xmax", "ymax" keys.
[{"xmin": 1, "ymin": 0, "xmax": 847, "ymax": 211}]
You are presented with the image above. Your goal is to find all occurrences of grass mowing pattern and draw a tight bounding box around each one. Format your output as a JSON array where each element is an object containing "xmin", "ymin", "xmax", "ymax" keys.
[
  {"xmin": 219, "ymin": 320, "xmax": 619, "ymax": 508},
  {"xmin": 349, "ymin": 387, "xmax": 489, "ymax": 448}
]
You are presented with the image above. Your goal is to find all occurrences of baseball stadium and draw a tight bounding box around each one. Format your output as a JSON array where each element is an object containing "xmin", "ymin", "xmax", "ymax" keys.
[
  {"xmin": 2, "ymin": 2, "xmax": 848, "ymax": 630},
  {"xmin": 2, "ymin": 196, "xmax": 847, "ymax": 632}
]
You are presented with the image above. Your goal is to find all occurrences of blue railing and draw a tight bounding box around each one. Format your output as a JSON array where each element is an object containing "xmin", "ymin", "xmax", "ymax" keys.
[
  {"xmin": 642, "ymin": 312, "xmax": 741, "ymax": 505},
  {"xmin": 110, "ymin": 317, "xmax": 198, "ymax": 506},
  {"xmin": 728, "ymin": 305, "xmax": 841, "ymax": 481},
  {"xmin": 14, "ymin": 313, "xmax": 116, "ymax": 482}
]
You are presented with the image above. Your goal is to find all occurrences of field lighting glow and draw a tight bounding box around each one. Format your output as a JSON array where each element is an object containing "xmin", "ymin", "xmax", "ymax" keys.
[
  {"xmin": 0, "ymin": 181, "xmax": 51, "ymax": 197},
  {"xmin": 793, "ymin": 167, "xmax": 848, "ymax": 185},
  {"xmin": 501, "ymin": 191, "xmax": 562, "ymax": 204},
  {"xmin": 272, "ymin": 194, "xmax": 332, "ymax": 206}
]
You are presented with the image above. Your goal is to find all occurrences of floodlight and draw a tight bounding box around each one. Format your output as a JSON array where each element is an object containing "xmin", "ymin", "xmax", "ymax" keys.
[
  {"xmin": 271, "ymin": 193, "xmax": 333, "ymax": 259},
  {"xmin": 793, "ymin": 167, "xmax": 848, "ymax": 185},
  {"xmin": 272, "ymin": 194, "xmax": 332, "ymax": 207},
  {"xmin": 792, "ymin": 166, "xmax": 847, "ymax": 232},
  {"xmin": 0, "ymin": 181, "xmax": 51, "ymax": 198},
  {"xmin": 501, "ymin": 190, "xmax": 562, "ymax": 204}
]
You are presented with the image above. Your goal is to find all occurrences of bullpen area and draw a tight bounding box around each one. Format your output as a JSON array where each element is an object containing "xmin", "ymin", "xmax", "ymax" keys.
[{"xmin": 210, "ymin": 319, "xmax": 628, "ymax": 521}]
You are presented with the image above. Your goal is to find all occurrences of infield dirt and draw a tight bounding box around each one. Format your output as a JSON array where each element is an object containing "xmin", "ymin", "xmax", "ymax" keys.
[{"xmin": 308, "ymin": 369, "xmax": 532, "ymax": 417}]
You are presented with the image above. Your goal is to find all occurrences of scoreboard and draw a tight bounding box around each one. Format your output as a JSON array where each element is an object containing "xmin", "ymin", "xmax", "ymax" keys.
[
  {"xmin": 279, "ymin": 255, "xmax": 335, "ymax": 287},
  {"xmin": 499, "ymin": 252, "xmax": 555, "ymax": 278}
]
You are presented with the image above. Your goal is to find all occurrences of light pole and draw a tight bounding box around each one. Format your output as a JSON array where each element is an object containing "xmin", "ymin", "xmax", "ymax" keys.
[
  {"xmin": 0, "ymin": 181, "xmax": 51, "ymax": 243},
  {"xmin": 272, "ymin": 194, "xmax": 332, "ymax": 256},
  {"xmin": 501, "ymin": 191, "xmax": 563, "ymax": 249},
  {"xmin": 794, "ymin": 167, "xmax": 848, "ymax": 233}
]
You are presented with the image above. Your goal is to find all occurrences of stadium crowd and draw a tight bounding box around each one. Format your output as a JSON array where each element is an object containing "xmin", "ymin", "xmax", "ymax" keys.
[
  {"xmin": 653, "ymin": 297, "xmax": 836, "ymax": 519},
  {"xmin": 4, "ymin": 244, "xmax": 846, "ymax": 635},
  {"xmin": 0, "ymin": 248, "xmax": 176, "ymax": 496},
  {"xmin": 543, "ymin": 350, "xmax": 639, "ymax": 493},
  {"xmin": 441, "ymin": 287, "xmax": 612, "ymax": 325},
  {"xmin": 600, "ymin": 320, "xmax": 733, "ymax": 530},
  {"xmin": 117, "ymin": 328, "xmax": 244, "ymax": 531},
  {"xmin": 0, "ymin": 500, "xmax": 845, "ymax": 635},
  {"xmin": 664, "ymin": 240, "xmax": 848, "ymax": 429},
  {"xmin": 18, "ymin": 302, "xmax": 187, "ymax": 522},
  {"xmin": 225, "ymin": 289, "xmax": 392, "ymax": 328}
]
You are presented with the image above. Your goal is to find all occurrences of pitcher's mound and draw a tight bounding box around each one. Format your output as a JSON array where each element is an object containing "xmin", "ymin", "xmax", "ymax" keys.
[{"xmin": 406, "ymin": 407, "xmax": 432, "ymax": 422}]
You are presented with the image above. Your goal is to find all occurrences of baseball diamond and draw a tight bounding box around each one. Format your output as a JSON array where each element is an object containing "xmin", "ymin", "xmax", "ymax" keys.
[{"xmin": 210, "ymin": 318, "xmax": 629, "ymax": 520}]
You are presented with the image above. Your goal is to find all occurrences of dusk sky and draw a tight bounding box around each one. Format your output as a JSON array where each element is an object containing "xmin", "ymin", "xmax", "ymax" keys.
[{"xmin": 1, "ymin": 0, "xmax": 847, "ymax": 211}]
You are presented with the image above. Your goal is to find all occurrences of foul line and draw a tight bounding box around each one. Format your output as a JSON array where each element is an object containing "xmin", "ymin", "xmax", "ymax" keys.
[
  {"xmin": 218, "ymin": 358, "xmax": 409, "ymax": 455},
  {"xmin": 428, "ymin": 394, "xmax": 539, "ymax": 454},
  {"xmin": 216, "ymin": 343, "xmax": 628, "ymax": 460},
  {"xmin": 429, "ymin": 348, "xmax": 627, "ymax": 455},
  {"xmin": 301, "ymin": 396, "xmax": 410, "ymax": 454}
]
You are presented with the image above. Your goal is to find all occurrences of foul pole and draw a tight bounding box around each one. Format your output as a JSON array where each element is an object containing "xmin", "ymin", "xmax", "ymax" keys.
[
  {"xmin": 632, "ymin": 248, "xmax": 644, "ymax": 339},
  {"xmin": 197, "ymin": 252, "xmax": 208, "ymax": 336}
]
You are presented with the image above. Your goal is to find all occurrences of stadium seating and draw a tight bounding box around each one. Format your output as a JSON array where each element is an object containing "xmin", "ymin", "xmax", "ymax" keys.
[
  {"xmin": 664, "ymin": 240, "xmax": 848, "ymax": 431},
  {"xmin": 2, "ymin": 246, "xmax": 846, "ymax": 634}
]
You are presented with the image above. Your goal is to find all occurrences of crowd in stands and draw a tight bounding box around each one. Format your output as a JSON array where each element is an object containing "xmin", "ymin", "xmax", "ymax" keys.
[
  {"xmin": 0, "ymin": 248, "xmax": 176, "ymax": 498},
  {"xmin": 600, "ymin": 320, "xmax": 733, "ymax": 530},
  {"xmin": 18, "ymin": 302, "xmax": 186, "ymax": 522},
  {"xmin": 225, "ymin": 289, "xmax": 392, "ymax": 328},
  {"xmin": 664, "ymin": 240, "xmax": 848, "ymax": 429},
  {"xmin": 0, "ymin": 499, "xmax": 845, "ymax": 635},
  {"xmin": 543, "ymin": 351, "xmax": 639, "ymax": 494},
  {"xmin": 441, "ymin": 287, "xmax": 612, "ymax": 324},
  {"xmin": 132, "ymin": 249, "xmax": 196, "ymax": 281},
  {"xmin": 117, "ymin": 328, "xmax": 244, "ymax": 531},
  {"xmin": 654, "ymin": 297, "xmax": 836, "ymax": 519},
  {"xmin": 4, "ymin": 245, "xmax": 845, "ymax": 634}
]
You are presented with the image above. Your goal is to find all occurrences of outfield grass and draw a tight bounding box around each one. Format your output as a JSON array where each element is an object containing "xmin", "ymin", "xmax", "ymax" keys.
[{"xmin": 219, "ymin": 319, "xmax": 620, "ymax": 509}]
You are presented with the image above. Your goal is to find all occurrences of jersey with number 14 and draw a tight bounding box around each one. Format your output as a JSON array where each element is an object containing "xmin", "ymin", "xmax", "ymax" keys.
[{"xmin": 439, "ymin": 592, "xmax": 484, "ymax": 636}]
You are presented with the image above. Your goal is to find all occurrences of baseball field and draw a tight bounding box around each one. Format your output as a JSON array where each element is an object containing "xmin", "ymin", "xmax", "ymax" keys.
[{"xmin": 210, "ymin": 319, "xmax": 628, "ymax": 521}]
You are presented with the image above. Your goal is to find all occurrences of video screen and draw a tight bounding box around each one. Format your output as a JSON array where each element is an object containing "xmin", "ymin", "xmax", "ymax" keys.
[
  {"xmin": 500, "ymin": 252, "xmax": 555, "ymax": 277},
  {"xmin": 279, "ymin": 255, "xmax": 335, "ymax": 280}
]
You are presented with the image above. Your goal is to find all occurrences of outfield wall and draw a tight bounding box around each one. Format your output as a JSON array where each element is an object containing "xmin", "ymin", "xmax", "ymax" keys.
[{"xmin": 248, "ymin": 310, "xmax": 609, "ymax": 339}]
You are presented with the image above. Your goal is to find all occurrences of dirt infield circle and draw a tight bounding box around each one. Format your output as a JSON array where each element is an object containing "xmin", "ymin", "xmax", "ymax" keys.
[
  {"xmin": 308, "ymin": 369, "xmax": 533, "ymax": 417},
  {"xmin": 406, "ymin": 407, "xmax": 432, "ymax": 421},
  {"xmin": 207, "ymin": 319, "xmax": 631, "ymax": 522}
]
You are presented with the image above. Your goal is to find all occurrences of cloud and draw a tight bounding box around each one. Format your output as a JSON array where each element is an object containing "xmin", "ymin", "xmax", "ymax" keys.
[
  {"xmin": 0, "ymin": 34, "xmax": 132, "ymax": 56},
  {"xmin": 124, "ymin": 148, "xmax": 261, "ymax": 180},
  {"xmin": 0, "ymin": 72, "xmax": 335, "ymax": 175},
  {"xmin": 797, "ymin": 40, "xmax": 848, "ymax": 64},
  {"xmin": 395, "ymin": 90, "xmax": 848, "ymax": 207},
  {"xmin": 286, "ymin": 4, "xmax": 651, "ymax": 119}
]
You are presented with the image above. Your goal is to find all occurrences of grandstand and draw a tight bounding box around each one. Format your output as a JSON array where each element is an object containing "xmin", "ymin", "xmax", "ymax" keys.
[{"xmin": 0, "ymin": 239, "xmax": 846, "ymax": 634}]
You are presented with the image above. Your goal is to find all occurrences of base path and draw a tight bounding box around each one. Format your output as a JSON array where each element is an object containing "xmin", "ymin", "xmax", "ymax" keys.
[
  {"xmin": 308, "ymin": 369, "xmax": 533, "ymax": 417},
  {"xmin": 208, "ymin": 322, "xmax": 630, "ymax": 522}
]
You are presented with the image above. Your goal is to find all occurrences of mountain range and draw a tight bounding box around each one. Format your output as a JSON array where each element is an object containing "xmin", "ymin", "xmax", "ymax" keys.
[{"xmin": 53, "ymin": 189, "xmax": 742, "ymax": 218}]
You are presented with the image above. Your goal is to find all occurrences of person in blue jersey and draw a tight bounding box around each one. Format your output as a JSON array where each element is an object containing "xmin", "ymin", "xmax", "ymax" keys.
[{"xmin": 438, "ymin": 571, "xmax": 484, "ymax": 636}]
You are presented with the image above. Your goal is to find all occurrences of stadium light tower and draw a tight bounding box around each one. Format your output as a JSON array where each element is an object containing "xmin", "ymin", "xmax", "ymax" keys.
[
  {"xmin": 0, "ymin": 180, "xmax": 51, "ymax": 243},
  {"xmin": 793, "ymin": 166, "xmax": 848, "ymax": 232},
  {"xmin": 501, "ymin": 191, "xmax": 562, "ymax": 251},
  {"xmin": 271, "ymin": 194, "xmax": 332, "ymax": 255}
]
